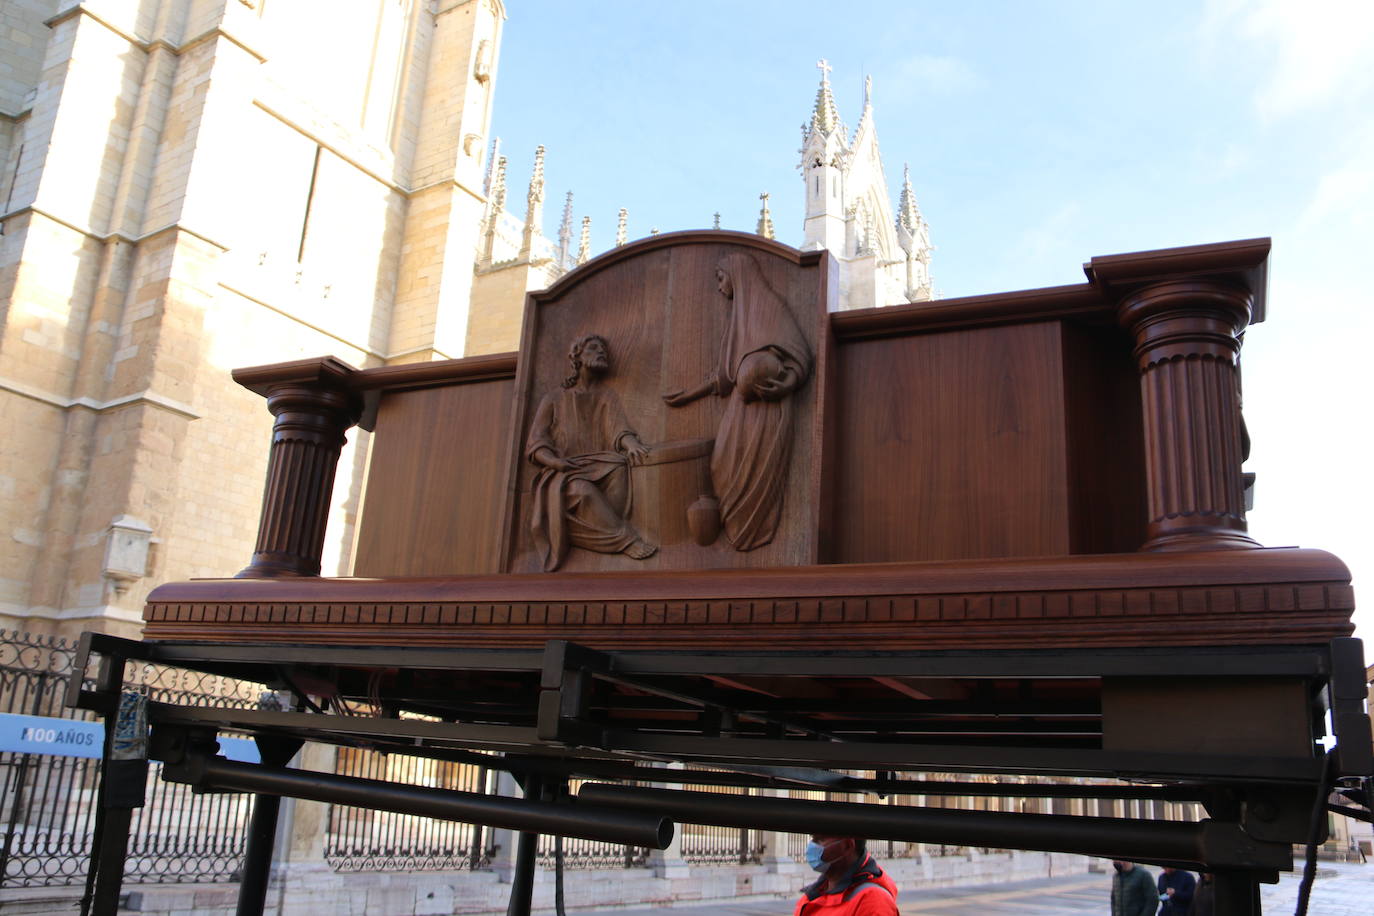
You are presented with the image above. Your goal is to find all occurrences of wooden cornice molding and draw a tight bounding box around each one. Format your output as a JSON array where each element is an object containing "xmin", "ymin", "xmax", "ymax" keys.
[
  {"xmin": 1085, "ymin": 237, "xmax": 1271, "ymax": 323},
  {"xmin": 533, "ymin": 231, "xmax": 826, "ymax": 302},
  {"xmin": 231, "ymin": 355, "xmax": 361, "ymax": 398},
  {"xmin": 832, "ymin": 283, "xmax": 1108, "ymax": 341}
]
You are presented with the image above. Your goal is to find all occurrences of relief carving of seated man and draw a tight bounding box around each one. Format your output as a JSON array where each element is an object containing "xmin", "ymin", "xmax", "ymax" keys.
[{"xmin": 527, "ymin": 334, "xmax": 657, "ymax": 572}]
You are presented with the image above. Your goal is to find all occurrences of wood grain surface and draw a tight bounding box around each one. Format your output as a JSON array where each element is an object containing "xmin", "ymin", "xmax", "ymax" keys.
[{"xmin": 144, "ymin": 547, "xmax": 1354, "ymax": 651}]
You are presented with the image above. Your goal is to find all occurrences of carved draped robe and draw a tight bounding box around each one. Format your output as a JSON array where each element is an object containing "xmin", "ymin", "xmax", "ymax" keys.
[
  {"xmin": 526, "ymin": 385, "xmax": 638, "ymax": 571},
  {"xmin": 710, "ymin": 253, "xmax": 813, "ymax": 550}
]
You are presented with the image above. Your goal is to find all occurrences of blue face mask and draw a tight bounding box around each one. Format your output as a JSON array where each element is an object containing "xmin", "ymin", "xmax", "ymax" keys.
[{"xmin": 804, "ymin": 841, "xmax": 828, "ymax": 872}]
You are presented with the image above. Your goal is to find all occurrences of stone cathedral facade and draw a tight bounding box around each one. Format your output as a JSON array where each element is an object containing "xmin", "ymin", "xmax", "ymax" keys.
[{"xmin": 0, "ymin": 0, "xmax": 933, "ymax": 638}]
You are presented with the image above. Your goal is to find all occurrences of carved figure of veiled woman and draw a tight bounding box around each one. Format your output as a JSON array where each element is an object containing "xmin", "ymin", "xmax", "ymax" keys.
[{"xmin": 663, "ymin": 253, "xmax": 812, "ymax": 550}]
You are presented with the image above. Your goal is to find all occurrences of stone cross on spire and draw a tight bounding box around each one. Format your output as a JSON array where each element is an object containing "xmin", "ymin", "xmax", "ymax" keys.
[
  {"xmin": 809, "ymin": 58, "xmax": 841, "ymax": 136},
  {"xmin": 756, "ymin": 192, "xmax": 775, "ymax": 240}
]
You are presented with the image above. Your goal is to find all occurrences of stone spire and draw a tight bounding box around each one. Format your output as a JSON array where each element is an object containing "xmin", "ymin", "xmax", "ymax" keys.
[
  {"xmin": 615, "ymin": 208, "xmax": 628, "ymax": 246},
  {"xmin": 756, "ymin": 192, "xmax": 775, "ymax": 240},
  {"xmin": 897, "ymin": 163, "xmax": 923, "ymax": 236},
  {"xmin": 519, "ymin": 145, "xmax": 545, "ymax": 258},
  {"xmin": 557, "ymin": 191, "xmax": 574, "ymax": 268},
  {"xmin": 809, "ymin": 58, "xmax": 841, "ymax": 137},
  {"xmin": 853, "ymin": 75, "xmax": 874, "ymax": 140},
  {"xmin": 713, "ymin": 212, "xmax": 721, "ymax": 230},
  {"xmin": 483, "ymin": 136, "xmax": 502, "ymax": 197},
  {"xmin": 896, "ymin": 163, "xmax": 933, "ymax": 302},
  {"xmin": 576, "ymin": 216, "xmax": 591, "ymax": 265},
  {"xmin": 481, "ymin": 154, "xmax": 508, "ymax": 263}
]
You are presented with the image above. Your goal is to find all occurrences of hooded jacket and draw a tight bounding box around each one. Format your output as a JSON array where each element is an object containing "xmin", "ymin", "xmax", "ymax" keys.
[{"xmin": 794, "ymin": 854, "xmax": 898, "ymax": 916}]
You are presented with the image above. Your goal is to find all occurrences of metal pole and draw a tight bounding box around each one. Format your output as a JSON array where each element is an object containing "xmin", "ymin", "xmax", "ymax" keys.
[
  {"xmin": 577, "ymin": 784, "xmax": 1290, "ymax": 872},
  {"xmin": 165, "ymin": 754, "xmax": 672, "ymax": 849},
  {"xmin": 235, "ymin": 793, "xmax": 282, "ymax": 916},
  {"xmin": 1213, "ymin": 872, "xmax": 1262, "ymax": 916},
  {"xmin": 89, "ymin": 807, "xmax": 134, "ymax": 916},
  {"xmin": 235, "ymin": 736, "xmax": 300, "ymax": 916},
  {"xmin": 506, "ymin": 774, "xmax": 542, "ymax": 916}
]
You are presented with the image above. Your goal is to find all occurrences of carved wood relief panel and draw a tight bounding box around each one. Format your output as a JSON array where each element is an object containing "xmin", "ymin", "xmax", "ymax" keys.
[{"xmin": 501, "ymin": 233, "xmax": 832, "ymax": 574}]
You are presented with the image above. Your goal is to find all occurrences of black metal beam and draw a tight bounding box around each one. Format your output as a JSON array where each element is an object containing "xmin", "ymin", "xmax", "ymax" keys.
[
  {"xmin": 595, "ymin": 728, "xmax": 1326, "ymax": 783},
  {"xmin": 124, "ymin": 638, "xmax": 1330, "ymax": 680},
  {"xmin": 161, "ymin": 753, "xmax": 673, "ymax": 849},
  {"xmin": 577, "ymin": 784, "xmax": 1291, "ymax": 873}
]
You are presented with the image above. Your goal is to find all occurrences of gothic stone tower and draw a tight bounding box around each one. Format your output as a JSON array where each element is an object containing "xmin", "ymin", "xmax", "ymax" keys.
[
  {"xmin": 0, "ymin": 0, "xmax": 503, "ymax": 637},
  {"xmin": 798, "ymin": 61, "xmax": 933, "ymax": 309}
]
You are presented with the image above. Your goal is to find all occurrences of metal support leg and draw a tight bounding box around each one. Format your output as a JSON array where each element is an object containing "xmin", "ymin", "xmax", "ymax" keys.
[
  {"xmin": 236, "ymin": 736, "xmax": 302, "ymax": 916},
  {"xmin": 1213, "ymin": 872, "xmax": 1262, "ymax": 916},
  {"xmin": 506, "ymin": 774, "xmax": 543, "ymax": 916},
  {"xmin": 83, "ymin": 659, "xmax": 146, "ymax": 916},
  {"xmin": 236, "ymin": 794, "xmax": 283, "ymax": 916}
]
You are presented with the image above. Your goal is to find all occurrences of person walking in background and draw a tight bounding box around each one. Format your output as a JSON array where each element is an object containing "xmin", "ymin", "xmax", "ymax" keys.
[
  {"xmin": 794, "ymin": 836, "xmax": 897, "ymax": 916},
  {"xmin": 1157, "ymin": 866, "xmax": 1196, "ymax": 915},
  {"xmin": 1111, "ymin": 860, "xmax": 1159, "ymax": 916},
  {"xmin": 1189, "ymin": 873, "xmax": 1216, "ymax": 916}
]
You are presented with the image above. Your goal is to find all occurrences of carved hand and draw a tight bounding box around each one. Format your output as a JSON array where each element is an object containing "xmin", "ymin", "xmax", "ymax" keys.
[
  {"xmin": 622, "ymin": 435, "xmax": 650, "ymax": 466},
  {"xmin": 533, "ymin": 446, "xmax": 581, "ymax": 472},
  {"xmin": 755, "ymin": 368, "xmax": 799, "ymax": 401},
  {"xmin": 662, "ymin": 378, "xmax": 713, "ymax": 407}
]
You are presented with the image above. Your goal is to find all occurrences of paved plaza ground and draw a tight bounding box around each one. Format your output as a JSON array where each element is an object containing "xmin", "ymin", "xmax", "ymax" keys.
[{"xmin": 573, "ymin": 861, "xmax": 1372, "ymax": 916}]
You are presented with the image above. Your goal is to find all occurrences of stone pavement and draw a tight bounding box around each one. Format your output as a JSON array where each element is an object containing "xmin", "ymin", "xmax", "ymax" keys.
[{"xmin": 565, "ymin": 862, "xmax": 1373, "ymax": 916}]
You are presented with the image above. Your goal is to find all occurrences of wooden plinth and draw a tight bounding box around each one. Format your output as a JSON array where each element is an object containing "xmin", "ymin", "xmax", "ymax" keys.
[{"xmin": 144, "ymin": 547, "xmax": 1353, "ymax": 651}]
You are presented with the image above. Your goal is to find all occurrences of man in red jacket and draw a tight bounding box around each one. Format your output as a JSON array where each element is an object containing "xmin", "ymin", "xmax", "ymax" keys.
[{"xmin": 793, "ymin": 836, "xmax": 898, "ymax": 916}]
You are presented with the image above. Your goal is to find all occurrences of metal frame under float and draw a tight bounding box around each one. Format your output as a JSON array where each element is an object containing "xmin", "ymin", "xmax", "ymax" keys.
[{"xmin": 65, "ymin": 632, "xmax": 1373, "ymax": 916}]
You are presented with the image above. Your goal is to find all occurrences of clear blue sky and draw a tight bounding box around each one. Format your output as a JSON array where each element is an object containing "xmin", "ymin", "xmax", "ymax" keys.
[{"xmin": 490, "ymin": 0, "xmax": 1373, "ymax": 637}]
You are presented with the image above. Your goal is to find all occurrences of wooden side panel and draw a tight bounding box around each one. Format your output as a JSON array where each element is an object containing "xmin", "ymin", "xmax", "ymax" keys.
[
  {"xmin": 1060, "ymin": 323, "xmax": 1147, "ymax": 554},
  {"xmin": 833, "ymin": 322, "xmax": 1071, "ymax": 563},
  {"xmin": 352, "ymin": 379, "xmax": 514, "ymax": 576}
]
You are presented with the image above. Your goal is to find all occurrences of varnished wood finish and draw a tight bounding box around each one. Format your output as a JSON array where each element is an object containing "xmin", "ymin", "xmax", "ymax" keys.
[
  {"xmin": 833, "ymin": 322, "xmax": 1073, "ymax": 563},
  {"xmin": 832, "ymin": 283, "xmax": 1110, "ymax": 340},
  {"xmin": 233, "ymin": 359, "xmax": 364, "ymax": 578},
  {"xmin": 198, "ymin": 237, "xmax": 1357, "ymax": 659},
  {"xmin": 1117, "ymin": 280, "xmax": 1257, "ymax": 551},
  {"xmin": 350, "ymin": 352, "xmax": 518, "ymax": 393},
  {"xmin": 501, "ymin": 231, "xmax": 833, "ymax": 574},
  {"xmin": 352, "ymin": 379, "xmax": 515, "ymax": 577},
  {"xmin": 1060, "ymin": 323, "xmax": 1147, "ymax": 554},
  {"xmin": 143, "ymin": 547, "xmax": 1354, "ymax": 650}
]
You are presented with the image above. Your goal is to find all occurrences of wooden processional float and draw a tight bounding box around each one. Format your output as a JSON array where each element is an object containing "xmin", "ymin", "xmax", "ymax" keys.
[{"xmin": 70, "ymin": 232, "xmax": 1371, "ymax": 916}]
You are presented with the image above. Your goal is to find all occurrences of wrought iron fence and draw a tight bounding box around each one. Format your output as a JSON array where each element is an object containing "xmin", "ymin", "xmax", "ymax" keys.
[
  {"xmin": 536, "ymin": 779, "xmax": 648, "ymax": 869},
  {"xmin": 679, "ymin": 773, "xmax": 763, "ymax": 865},
  {"xmin": 0, "ymin": 630, "xmax": 259, "ymax": 887},
  {"xmin": 327, "ymin": 746, "xmax": 494, "ymax": 871}
]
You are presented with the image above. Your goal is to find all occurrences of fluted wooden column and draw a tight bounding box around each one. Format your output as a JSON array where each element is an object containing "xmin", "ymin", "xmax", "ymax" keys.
[
  {"xmin": 237, "ymin": 375, "xmax": 363, "ymax": 578},
  {"xmin": 1117, "ymin": 280, "xmax": 1259, "ymax": 552}
]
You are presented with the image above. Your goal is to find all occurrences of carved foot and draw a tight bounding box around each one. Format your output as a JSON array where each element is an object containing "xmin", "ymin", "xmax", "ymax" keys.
[{"xmin": 623, "ymin": 538, "xmax": 658, "ymax": 560}]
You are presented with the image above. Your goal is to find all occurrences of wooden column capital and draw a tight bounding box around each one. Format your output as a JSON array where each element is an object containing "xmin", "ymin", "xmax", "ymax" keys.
[
  {"xmin": 236, "ymin": 360, "xmax": 364, "ymax": 579},
  {"xmin": 1114, "ymin": 280, "xmax": 1257, "ymax": 552},
  {"xmin": 1117, "ymin": 280, "xmax": 1252, "ymax": 366}
]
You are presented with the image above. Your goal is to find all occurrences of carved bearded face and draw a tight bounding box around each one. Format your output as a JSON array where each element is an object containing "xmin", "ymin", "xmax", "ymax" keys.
[
  {"xmin": 715, "ymin": 268, "xmax": 734, "ymax": 298},
  {"xmin": 579, "ymin": 336, "xmax": 609, "ymax": 374}
]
